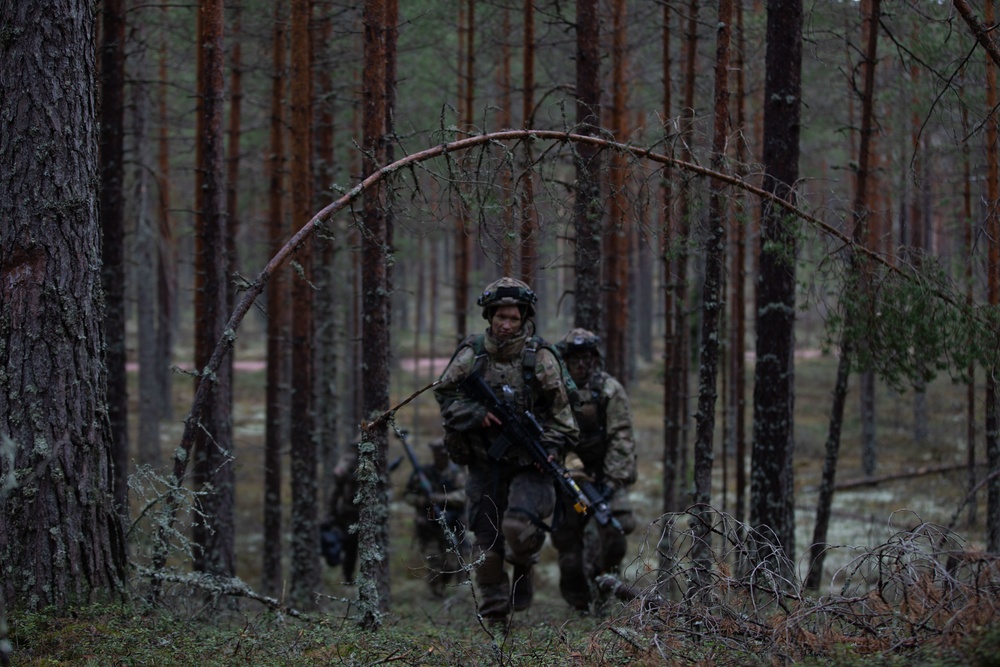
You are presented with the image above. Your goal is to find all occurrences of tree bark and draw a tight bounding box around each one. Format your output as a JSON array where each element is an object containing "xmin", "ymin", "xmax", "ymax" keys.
[
  {"xmin": 359, "ymin": 0, "xmax": 392, "ymax": 627},
  {"xmin": 99, "ymin": 0, "xmax": 129, "ymax": 513},
  {"xmin": 986, "ymin": 0, "xmax": 1000, "ymax": 555},
  {"xmin": 691, "ymin": 0, "xmax": 732, "ymax": 591},
  {"xmin": 288, "ymin": 0, "xmax": 319, "ymax": 607},
  {"xmin": 132, "ymin": 18, "xmax": 162, "ymax": 470},
  {"xmin": 573, "ymin": 0, "xmax": 603, "ymax": 333},
  {"xmin": 263, "ymin": 1, "xmax": 288, "ymax": 599},
  {"xmin": 192, "ymin": 0, "xmax": 236, "ymax": 578},
  {"xmin": 750, "ymin": 0, "xmax": 802, "ymax": 566},
  {"xmin": 0, "ymin": 0, "xmax": 127, "ymax": 609}
]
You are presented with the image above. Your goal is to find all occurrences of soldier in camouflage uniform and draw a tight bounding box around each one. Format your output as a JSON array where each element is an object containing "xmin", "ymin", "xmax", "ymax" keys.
[
  {"xmin": 402, "ymin": 438, "xmax": 470, "ymax": 598},
  {"xmin": 434, "ymin": 277, "xmax": 579, "ymax": 624},
  {"xmin": 551, "ymin": 328, "xmax": 637, "ymax": 611}
]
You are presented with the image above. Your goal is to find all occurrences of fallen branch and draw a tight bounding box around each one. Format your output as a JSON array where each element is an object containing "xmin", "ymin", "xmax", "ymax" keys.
[{"xmin": 804, "ymin": 463, "xmax": 981, "ymax": 494}]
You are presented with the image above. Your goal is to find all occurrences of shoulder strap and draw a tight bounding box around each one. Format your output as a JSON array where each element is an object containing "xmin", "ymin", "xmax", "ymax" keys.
[{"xmin": 527, "ymin": 336, "xmax": 582, "ymax": 409}]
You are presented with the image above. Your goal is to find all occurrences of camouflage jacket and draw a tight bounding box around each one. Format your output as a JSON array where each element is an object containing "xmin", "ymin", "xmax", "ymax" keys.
[
  {"xmin": 571, "ymin": 370, "xmax": 637, "ymax": 489},
  {"xmin": 434, "ymin": 328, "xmax": 579, "ymax": 467}
]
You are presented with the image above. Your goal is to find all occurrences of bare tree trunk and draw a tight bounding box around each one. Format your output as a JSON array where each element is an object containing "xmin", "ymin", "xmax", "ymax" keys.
[
  {"xmin": 359, "ymin": 0, "xmax": 392, "ymax": 626},
  {"xmin": 961, "ymin": 72, "xmax": 978, "ymax": 527},
  {"xmin": 806, "ymin": 0, "xmax": 880, "ymax": 590},
  {"xmin": 262, "ymin": 2, "xmax": 288, "ymax": 598},
  {"xmin": 453, "ymin": 3, "xmax": 472, "ymax": 339},
  {"xmin": 313, "ymin": 0, "xmax": 340, "ymax": 501},
  {"xmin": 604, "ymin": 0, "xmax": 628, "ymax": 381},
  {"xmin": 731, "ymin": 0, "xmax": 748, "ymax": 524},
  {"xmin": 1, "ymin": 0, "xmax": 127, "ymax": 608},
  {"xmin": 520, "ymin": 0, "xmax": 538, "ymax": 286},
  {"xmin": 288, "ymin": 0, "xmax": 318, "ymax": 606},
  {"xmin": 132, "ymin": 18, "xmax": 162, "ymax": 469},
  {"xmin": 986, "ymin": 0, "xmax": 1000, "ymax": 555},
  {"xmin": 99, "ymin": 0, "xmax": 129, "ymax": 513},
  {"xmin": 192, "ymin": 0, "xmax": 235, "ymax": 578},
  {"xmin": 156, "ymin": 4, "xmax": 176, "ymax": 423},
  {"xmin": 750, "ymin": 0, "xmax": 802, "ymax": 566},
  {"xmin": 691, "ymin": 0, "xmax": 732, "ymax": 591},
  {"xmin": 662, "ymin": 1, "xmax": 681, "ymax": 515},
  {"xmin": 573, "ymin": 0, "xmax": 603, "ymax": 332}
]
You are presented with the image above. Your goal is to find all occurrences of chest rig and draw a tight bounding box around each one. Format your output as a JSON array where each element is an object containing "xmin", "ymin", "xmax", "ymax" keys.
[{"xmin": 574, "ymin": 372, "xmax": 608, "ymax": 468}]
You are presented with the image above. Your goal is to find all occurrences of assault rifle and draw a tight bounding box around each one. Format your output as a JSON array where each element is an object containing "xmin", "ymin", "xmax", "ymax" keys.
[
  {"xmin": 395, "ymin": 429, "xmax": 445, "ymax": 523},
  {"xmin": 459, "ymin": 369, "xmax": 623, "ymax": 533}
]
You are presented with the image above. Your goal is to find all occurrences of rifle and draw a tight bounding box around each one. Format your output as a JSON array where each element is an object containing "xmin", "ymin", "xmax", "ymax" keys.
[
  {"xmin": 458, "ymin": 369, "xmax": 623, "ymax": 534},
  {"xmin": 395, "ymin": 429, "xmax": 445, "ymax": 523}
]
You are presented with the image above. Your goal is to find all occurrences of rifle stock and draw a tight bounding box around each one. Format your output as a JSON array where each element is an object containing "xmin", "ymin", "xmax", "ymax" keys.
[{"xmin": 458, "ymin": 370, "xmax": 623, "ymax": 533}]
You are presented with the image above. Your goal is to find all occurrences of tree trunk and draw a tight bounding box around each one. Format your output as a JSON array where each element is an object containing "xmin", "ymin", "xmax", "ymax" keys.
[
  {"xmin": 99, "ymin": 0, "xmax": 129, "ymax": 513},
  {"xmin": 156, "ymin": 4, "xmax": 176, "ymax": 423},
  {"xmin": 691, "ymin": 0, "xmax": 732, "ymax": 591},
  {"xmin": 132, "ymin": 20, "xmax": 162, "ymax": 469},
  {"xmin": 806, "ymin": 0, "xmax": 880, "ymax": 590},
  {"xmin": 520, "ymin": 0, "xmax": 538, "ymax": 287},
  {"xmin": 573, "ymin": 0, "xmax": 603, "ymax": 333},
  {"xmin": 288, "ymin": 0, "xmax": 319, "ymax": 607},
  {"xmin": 986, "ymin": 0, "xmax": 1000, "ymax": 555},
  {"xmin": 0, "ymin": 0, "xmax": 127, "ymax": 609},
  {"xmin": 604, "ymin": 0, "xmax": 628, "ymax": 381},
  {"xmin": 192, "ymin": 0, "xmax": 236, "ymax": 578},
  {"xmin": 662, "ymin": 0, "xmax": 681, "ymax": 515},
  {"xmin": 263, "ymin": 2, "xmax": 288, "ymax": 599},
  {"xmin": 359, "ymin": 0, "xmax": 392, "ymax": 627},
  {"xmin": 731, "ymin": 0, "xmax": 749, "ymax": 524},
  {"xmin": 750, "ymin": 0, "xmax": 802, "ymax": 566}
]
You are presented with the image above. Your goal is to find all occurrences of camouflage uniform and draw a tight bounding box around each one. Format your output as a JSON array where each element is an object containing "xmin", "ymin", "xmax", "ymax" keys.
[
  {"xmin": 551, "ymin": 329, "xmax": 637, "ymax": 610},
  {"xmin": 434, "ymin": 279, "xmax": 578, "ymax": 622},
  {"xmin": 403, "ymin": 445, "xmax": 470, "ymax": 597},
  {"xmin": 324, "ymin": 447, "xmax": 360, "ymax": 583}
]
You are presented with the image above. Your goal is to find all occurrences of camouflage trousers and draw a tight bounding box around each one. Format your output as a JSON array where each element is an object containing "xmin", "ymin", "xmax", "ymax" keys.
[
  {"xmin": 465, "ymin": 463, "xmax": 555, "ymax": 619},
  {"xmin": 550, "ymin": 487, "xmax": 635, "ymax": 610},
  {"xmin": 413, "ymin": 518, "xmax": 470, "ymax": 597}
]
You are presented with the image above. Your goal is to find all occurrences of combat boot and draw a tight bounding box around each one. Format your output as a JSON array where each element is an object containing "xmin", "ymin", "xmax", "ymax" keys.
[{"xmin": 511, "ymin": 564, "xmax": 534, "ymax": 611}]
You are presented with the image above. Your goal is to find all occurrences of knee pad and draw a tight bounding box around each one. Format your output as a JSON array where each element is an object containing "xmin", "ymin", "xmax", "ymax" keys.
[{"xmin": 502, "ymin": 512, "xmax": 546, "ymax": 564}]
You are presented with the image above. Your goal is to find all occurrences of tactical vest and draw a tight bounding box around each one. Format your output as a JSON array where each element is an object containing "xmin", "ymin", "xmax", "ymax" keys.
[
  {"xmin": 573, "ymin": 372, "xmax": 609, "ymax": 471},
  {"xmin": 457, "ymin": 332, "xmax": 581, "ymax": 415}
]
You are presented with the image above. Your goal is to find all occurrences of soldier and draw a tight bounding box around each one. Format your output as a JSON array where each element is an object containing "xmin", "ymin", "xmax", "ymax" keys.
[
  {"xmin": 551, "ymin": 328, "xmax": 637, "ymax": 611},
  {"xmin": 321, "ymin": 447, "xmax": 360, "ymax": 584},
  {"xmin": 402, "ymin": 438, "xmax": 469, "ymax": 598},
  {"xmin": 434, "ymin": 277, "xmax": 579, "ymax": 624}
]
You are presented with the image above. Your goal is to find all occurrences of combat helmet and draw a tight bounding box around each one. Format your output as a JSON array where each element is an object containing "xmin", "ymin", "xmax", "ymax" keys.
[
  {"xmin": 557, "ymin": 327, "xmax": 604, "ymax": 359},
  {"xmin": 477, "ymin": 276, "xmax": 537, "ymax": 320}
]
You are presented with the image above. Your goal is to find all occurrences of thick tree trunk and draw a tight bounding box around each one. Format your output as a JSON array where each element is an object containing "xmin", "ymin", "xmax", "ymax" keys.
[
  {"xmin": 0, "ymin": 0, "xmax": 127, "ymax": 609},
  {"xmin": 263, "ymin": 3, "xmax": 288, "ymax": 598},
  {"xmin": 359, "ymin": 0, "xmax": 392, "ymax": 627},
  {"xmin": 750, "ymin": 0, "xmax": 802, "ymax": 566},
  {"xmin": 192, "ymin": 0, "xmax": 236, "ymax": 578}
]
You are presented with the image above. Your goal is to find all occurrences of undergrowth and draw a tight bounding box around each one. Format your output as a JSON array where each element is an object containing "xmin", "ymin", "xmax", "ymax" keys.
[{"xmin": 9, "ymin": 510, "xmax": 1000, "ymax": 666}]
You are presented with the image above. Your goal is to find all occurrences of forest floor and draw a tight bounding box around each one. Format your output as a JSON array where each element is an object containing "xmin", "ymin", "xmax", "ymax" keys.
[{"xmin": 7, "ymin": 348, "xmax": 1000, "ymax": 666}]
